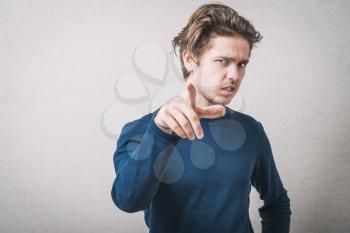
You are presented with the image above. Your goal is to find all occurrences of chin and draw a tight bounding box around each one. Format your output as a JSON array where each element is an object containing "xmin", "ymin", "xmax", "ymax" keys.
[
  {"xmin": 207, "ymin": 93, "xmax": 235, "ymax": 106},
  {"xmin": 212, "ymin": 97, "xmax": 232, "ymax": 106},
  {"xmin": 222, "ymin": 99, "xmax": 232, "ymax": 105}
]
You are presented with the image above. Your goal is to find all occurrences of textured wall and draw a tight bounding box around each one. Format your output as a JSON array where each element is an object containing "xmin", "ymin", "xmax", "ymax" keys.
[{"xmin": 1, "ymin": 0, "xmax": 349, "ymax": 232}]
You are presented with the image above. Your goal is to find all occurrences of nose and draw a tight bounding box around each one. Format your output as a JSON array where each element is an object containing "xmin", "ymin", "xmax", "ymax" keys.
[{"xmin": 227, "ymin": 64, "xmax": 242, "ymax": 82}]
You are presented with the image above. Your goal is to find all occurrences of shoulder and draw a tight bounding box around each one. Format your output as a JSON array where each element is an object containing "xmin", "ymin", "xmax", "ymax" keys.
[
  {"xmin": 115, "ymin": 111, "xmax": 155, "ymax": 149},
  {"xmin": 120, "ymin": 112, "xmax": 153, "ymax": 136},
  {"xmin": 227, "ymin": 107, "xmax": 262, "ymax": 129},
  {"xmin": 118, "ymin": 106, "xmax": 163, "ymax": 137},
  {"xmin": 225, "ymin": 106, "xmax": 268, "ymax": 143}
]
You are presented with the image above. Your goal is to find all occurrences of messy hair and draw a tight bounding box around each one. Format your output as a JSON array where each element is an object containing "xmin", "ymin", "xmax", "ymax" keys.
[{"xmin": 172, "ymin": 2, "xmax": 263, "ymax": 80}]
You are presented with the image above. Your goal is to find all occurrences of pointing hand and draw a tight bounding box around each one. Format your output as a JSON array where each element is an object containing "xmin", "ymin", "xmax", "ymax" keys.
[{"xmin": 155, "ymin": 82, "xmax": 225, "ymax": 140}]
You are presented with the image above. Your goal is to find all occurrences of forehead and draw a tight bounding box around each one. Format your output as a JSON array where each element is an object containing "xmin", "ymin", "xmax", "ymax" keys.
[{"xmin": 202, "ymin": 35, "xmax": 250, "ymax": 60}]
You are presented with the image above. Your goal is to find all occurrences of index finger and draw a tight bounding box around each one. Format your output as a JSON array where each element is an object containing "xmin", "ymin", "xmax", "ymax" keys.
[{"xmin": 182, "ymin": 82, "xmax": 196, "ymax": 109}]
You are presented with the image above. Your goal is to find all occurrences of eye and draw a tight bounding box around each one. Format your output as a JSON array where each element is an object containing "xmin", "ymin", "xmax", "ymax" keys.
[
  {"xmin": 216, "ymin": 59, "xmax": 229, "ymax": 65},
  {"xmin": 238, "ymin": 62, "xmax": 248, "ymax": 69}
]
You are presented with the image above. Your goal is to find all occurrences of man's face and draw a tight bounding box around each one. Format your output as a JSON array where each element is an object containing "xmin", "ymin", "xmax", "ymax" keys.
[{"xmin": 188, "ymin": 35, "xmax": 250, "ymax": 106}]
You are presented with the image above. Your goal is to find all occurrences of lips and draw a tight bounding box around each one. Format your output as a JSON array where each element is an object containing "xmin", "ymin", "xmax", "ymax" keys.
[
  {"xmin": 221, "ymin": 86, "xmax": 235, "ymax": 97},
  {"xmin": 223, "ymin": 86, "xmax": 234, "ymax": 91}
]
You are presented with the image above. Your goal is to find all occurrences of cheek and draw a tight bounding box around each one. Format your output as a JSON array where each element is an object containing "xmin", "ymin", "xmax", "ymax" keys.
[
  {"xmin": 196, "ymin": 68, "xmax": 213, "ymax": 87},
  {"xmin": 197, "ymin": 65, "xmax": 225, "ymax": 90},
  {"xmin": 200, "ymin": 76, "xmax": 220, "ymax": 91}
]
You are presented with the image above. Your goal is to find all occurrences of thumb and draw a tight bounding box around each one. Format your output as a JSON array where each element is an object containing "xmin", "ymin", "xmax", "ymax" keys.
[{"xmin": 196, "ymin": 105, "xmax": 225, "ymax": 119}]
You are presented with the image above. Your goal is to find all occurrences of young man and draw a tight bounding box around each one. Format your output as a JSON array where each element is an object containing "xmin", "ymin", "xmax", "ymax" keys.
[{"xmin": 111, "ymin": 3, "xmax": 292, "ymax": 233}]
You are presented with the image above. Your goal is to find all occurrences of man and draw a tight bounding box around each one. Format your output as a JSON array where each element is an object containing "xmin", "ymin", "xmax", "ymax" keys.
[{"xmin": 111, "ymin": 3, "xmax": 292, "ymax": 233}]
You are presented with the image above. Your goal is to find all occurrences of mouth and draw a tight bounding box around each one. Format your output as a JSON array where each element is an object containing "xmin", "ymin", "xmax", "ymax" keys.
[{"xmin": 221, "ymin": 85, "xmax": 236, "ymax": 97}]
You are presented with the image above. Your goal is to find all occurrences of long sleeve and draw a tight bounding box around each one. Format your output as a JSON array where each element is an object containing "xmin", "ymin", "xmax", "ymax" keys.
[
  {"xmin": 251, "ymin": 122, "xmax": 292, "ymax": 233},
  {"xmin": 111, "ymin": 110, "xmax": 181, "ymax": 213}
]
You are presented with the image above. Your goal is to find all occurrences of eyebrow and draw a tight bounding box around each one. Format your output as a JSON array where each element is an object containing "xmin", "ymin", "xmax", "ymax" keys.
[{"xmin": 213, "ymin": 56, "xmax": 250, "ymax": 63}]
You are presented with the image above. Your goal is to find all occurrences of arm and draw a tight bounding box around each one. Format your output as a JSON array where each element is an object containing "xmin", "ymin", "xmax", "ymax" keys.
[
  {"xmin": 251, "ymin": 122, "xmax": 292, "ymax": 233},
  {"xmin": 111, "ymin": 110, "xmax": 181, "ymax": 213}
]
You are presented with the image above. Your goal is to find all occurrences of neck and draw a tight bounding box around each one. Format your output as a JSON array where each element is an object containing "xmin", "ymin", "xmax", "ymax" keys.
[{"xmin": 195, "ymin": 91, "xmax": 210, "ymax": 106}]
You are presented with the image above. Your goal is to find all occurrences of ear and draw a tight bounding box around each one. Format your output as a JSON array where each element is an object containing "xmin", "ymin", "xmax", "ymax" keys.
[{"xmin": 182, "ymin": 50, "xmax": 198, "ymax": 74}]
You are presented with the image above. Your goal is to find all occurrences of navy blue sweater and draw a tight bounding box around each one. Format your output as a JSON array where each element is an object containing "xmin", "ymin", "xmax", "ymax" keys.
[{"xmin": 111, "ymin": 105, "xmax": 291, "ymax": 233}]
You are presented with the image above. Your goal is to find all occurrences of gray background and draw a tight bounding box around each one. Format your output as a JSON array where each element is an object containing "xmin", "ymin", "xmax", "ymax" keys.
[{"xmin": 1, "ymin": 0, "xmax": 349, "ymax": 232}]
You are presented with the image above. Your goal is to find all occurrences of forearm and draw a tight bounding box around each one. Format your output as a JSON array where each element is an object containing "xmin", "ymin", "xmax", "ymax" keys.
[
  {"xmin": 111, "ymin": 117, "xmax": 180, "ymax": 213},
  {"xmin": 112, "ymin": 158, "xmax": 162, "ymax": 213}
]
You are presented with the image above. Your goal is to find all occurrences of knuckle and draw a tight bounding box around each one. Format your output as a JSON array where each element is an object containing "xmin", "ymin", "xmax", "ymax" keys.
[
  {"xmin": 182, "ymin": 120, "xmax": 190, "ymax": 128},
  {"xmin": 185, "ymin": 127, "xmax": 193, "ymax": 134},
  {"xmin": 189, "ymin": 114, "xmax": 199, "ymax": 122},
  {"xmin": 163, "ymin": 107, "xmax": 170, "ymax": 114},
  {"xmin": 168, "ymin": 104, "xmax": 177, "ymax": 112},
  {"xmin": 172, "ymin": 124, "xmax": 180, "ymax": 131}
]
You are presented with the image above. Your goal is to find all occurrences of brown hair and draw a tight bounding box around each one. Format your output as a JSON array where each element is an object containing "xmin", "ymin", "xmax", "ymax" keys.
[{"xmin": 172, "ymin": 2, "xmax": 263, "ymax": 80}]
